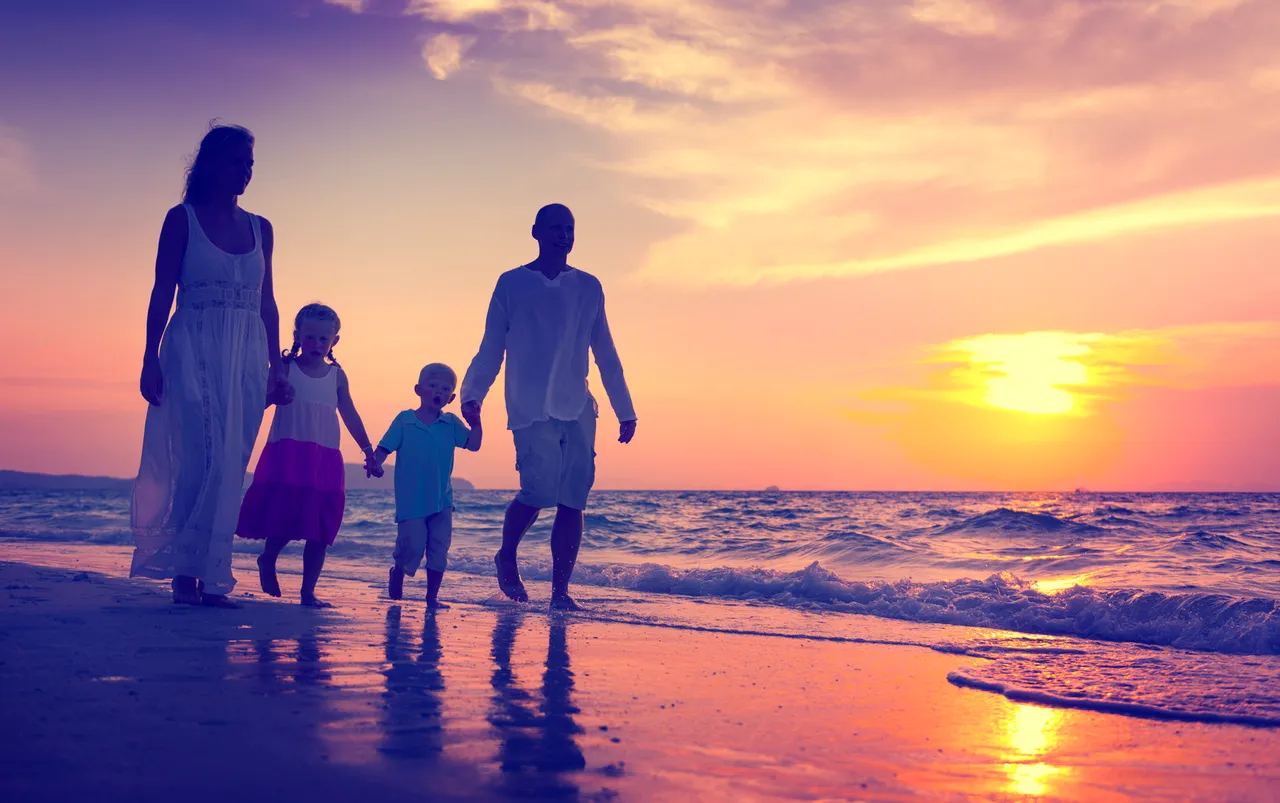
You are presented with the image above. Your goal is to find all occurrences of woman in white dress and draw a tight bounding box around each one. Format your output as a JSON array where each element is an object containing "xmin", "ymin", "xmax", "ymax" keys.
[{"xmin": 130, "ymin": 124, "xmax": 292, "ymax": 607}]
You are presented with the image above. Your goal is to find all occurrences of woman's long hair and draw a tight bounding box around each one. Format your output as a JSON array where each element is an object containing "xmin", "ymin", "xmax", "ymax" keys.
[{"xmin": 182, "ymin": 124, "xmax": 254, "ymax": 204}]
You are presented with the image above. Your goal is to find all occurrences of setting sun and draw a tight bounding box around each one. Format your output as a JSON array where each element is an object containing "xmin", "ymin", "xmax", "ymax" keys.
[{"xmin": 946, "ymin": 332, "xmax": 1095, "ymax": 415}]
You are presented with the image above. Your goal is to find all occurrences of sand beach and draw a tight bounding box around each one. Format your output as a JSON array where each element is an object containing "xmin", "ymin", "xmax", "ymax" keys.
[{"xmin": 1, "ymin": 542, "xmax": 1276, "ymax": 802}]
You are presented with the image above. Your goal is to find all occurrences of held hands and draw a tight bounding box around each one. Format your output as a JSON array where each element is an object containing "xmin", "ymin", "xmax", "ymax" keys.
[
  {"xmin": 461, "ymin": 400, "xmax": 481, "ymax": 422},
  {"xmin": 619, "ymin": 419, "xmax": 637, "ymax": 444},
  {"xmin": 140, "ymin": 354, "xmax": 164, "ymax": 406},
  {"xmin": 461, "ymin": 402, "xmax": 482, "ymax": 428},
  {"xmin": 363, "ymin": 448, "xmax": 385, "ymax": 479},
  {"xmin": 267, "ymin": 362, "xmax": 295, "ymax": 407}
]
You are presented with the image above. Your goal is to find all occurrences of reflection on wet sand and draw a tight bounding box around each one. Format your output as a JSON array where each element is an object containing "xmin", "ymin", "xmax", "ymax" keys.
[
  {"xmin": 379, "ymin": 605, "xmax": 446, "ymax": 760},
  {"xmin": 250, "ymin": 628, "xmax": 333, "ymax": 689},
  {"xmin": 489, "ymin": 611, "xmax": 585, "ymax": 799},
  {"xmin": 1004, "ymin": 703, "xmax": 1066, "ymax": 796}
]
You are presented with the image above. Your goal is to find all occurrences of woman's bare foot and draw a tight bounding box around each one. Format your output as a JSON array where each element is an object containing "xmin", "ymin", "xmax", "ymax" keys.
[
  {"xmin": 200, "ymin": 593, "xmax": 241, "ymax": 609},
  {"xmin": 388, "ymin": 566, "xmax": 404, "ymax": 600},
  {"xmin": 301, "ymin": 594, "xmax": 332, "ymax": 609},
  {"xmin": 258, "ymin": 555, "xmax": 282, "ymax": 597},
  {"xmin": 426, "ymin": 598, "xmax": 451, "ymax": 611},
  {"xmin": 549, "ymin": 594, "xmax": 583, "ymax": 612},
  {"xmin": 171, "ymin": 576, "xmax": 200, "ymax": 606},
  {"xmin": 494, "ymin": 552, "xmax": 529, "ymax": 603}
]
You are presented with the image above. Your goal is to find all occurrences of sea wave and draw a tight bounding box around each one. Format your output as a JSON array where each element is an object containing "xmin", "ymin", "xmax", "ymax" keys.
[
  {"xmin": 445, "ymin": 554, "xmax": 1280, "ymax": 655},
  {"xmin": 937, "ymin": 508, "xmax": 1103, "ymax": 537},
  {"xmin": 949, "ymin": 643, "xmax": 1280, "ymax": 727}
]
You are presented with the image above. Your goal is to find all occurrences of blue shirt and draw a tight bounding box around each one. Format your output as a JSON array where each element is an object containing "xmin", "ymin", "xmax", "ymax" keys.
[{"xmin": 378, "ymin": 410, "xmax": 471, "ymax": 521}]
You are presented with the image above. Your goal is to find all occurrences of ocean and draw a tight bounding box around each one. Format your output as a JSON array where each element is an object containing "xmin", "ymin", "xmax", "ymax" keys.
[{"xmin": 2, "ymin": 488, "xmax": 1278, "ymax": 726}]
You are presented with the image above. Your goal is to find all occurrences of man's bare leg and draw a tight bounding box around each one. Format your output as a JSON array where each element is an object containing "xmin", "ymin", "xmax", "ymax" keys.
[
  {"xmin": 495, "ymin": 499, "xmax": 539, "ymax": 602},
  {"xmin": 549, "ymin": 505, "xmax": 584, "ymax": 611}
]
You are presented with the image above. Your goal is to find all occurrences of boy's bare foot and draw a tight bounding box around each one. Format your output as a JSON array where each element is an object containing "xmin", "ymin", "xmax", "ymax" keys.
[
  {"xmin": 171, "ymin": 576, "xmax": 200, "ymax": 606},
  {"xmin": 426, "ymin": 598, "xmax": 451, "ymax": 611},
  {"xmin": 494, "ymin": 552, "xmax": 529, "ymax": 603},
  {"xmin": 301, "ymin": 595, "xmax": 332, "ymax": 609},
  {"xmin": 388, "ymin": 566, "xmax": 404, "ymax": 600},
  {"xmin": 258, "ymin": 555, "xmax": 281, "ymax": 597},
  {"xmin": 549, "ymin": 594, "xmax": 583, "ymax": 612}
]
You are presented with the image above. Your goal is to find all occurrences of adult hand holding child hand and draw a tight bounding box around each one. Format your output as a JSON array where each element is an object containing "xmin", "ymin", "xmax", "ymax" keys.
[
  {"xmin": 267, "ymin": 362, "xmax": 295, "ymax": 406},
  {"xmin": 461, "ymin": 401, "xmax": 482, "ymax": 428}
]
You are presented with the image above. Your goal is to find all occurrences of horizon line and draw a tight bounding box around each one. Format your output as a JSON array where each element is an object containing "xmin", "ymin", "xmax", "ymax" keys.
[{"xmin": 1, "ymin": 468, "xmax": 1276, "ymax": 495}]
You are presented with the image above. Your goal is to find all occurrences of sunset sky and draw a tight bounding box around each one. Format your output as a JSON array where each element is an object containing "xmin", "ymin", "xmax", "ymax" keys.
[{"xmin": 3, "ymin": 0, "xmax": 1280, "ymax": 491}]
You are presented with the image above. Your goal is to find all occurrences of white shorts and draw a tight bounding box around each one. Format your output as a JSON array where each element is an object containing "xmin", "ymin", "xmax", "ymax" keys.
[
  {"xmin": 512, "ymin": 403, "xmax": 597, "ymax": 511},
  {"xmin": 394, "ymin": 510, "xmax": 452, "ymax": 575}
]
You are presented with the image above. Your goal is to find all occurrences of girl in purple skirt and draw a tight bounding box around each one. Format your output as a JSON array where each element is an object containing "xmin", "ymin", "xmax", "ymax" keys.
[{"xmin": 236, "ymin": 303, "xmax": 381, "ymax": 607}]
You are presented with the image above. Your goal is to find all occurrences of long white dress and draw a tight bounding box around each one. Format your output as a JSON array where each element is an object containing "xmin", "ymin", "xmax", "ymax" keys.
[{"xmin": 130, "ymin": 204, "xmax": 270, "ymax": 595}]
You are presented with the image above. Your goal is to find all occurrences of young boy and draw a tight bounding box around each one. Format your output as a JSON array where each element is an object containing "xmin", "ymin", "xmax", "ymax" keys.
[{"xmin": 374, "ymin": 363, "xmax": 482, "ymax": 609}]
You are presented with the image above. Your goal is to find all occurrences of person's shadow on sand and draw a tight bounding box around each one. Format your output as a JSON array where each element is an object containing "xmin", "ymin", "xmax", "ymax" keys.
[
  {"xmin": 378, "ymin": 605, "xmax": 446, "ymax": 759},
  {"xmin": 488, "ymin": 610, "xmax": 586, "ymax": 799}
]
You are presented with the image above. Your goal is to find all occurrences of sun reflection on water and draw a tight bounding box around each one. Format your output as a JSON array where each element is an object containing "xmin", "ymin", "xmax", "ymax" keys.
[{"xmin": 1033, "ymin": 572, "xmax": 1094, "ymax": 594}]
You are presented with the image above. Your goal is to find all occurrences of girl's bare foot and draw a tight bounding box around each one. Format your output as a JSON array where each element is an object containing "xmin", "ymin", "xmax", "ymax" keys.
[
  {"xmin": 301, "ymin": 595, "xmax": 332, "ymax": 609},
  {"xmin": 426, "ymin": 598, "xmax": 451, "ymax": 611},
  {"xmin": 549, "ymin": 594, "xmax": 583, "ymax": 612},
  {"xmin": 388, "ymin": 566, "xmax": 404, "ymax": 600},
  {"xmin": 171, "ymin": 576, "xmax": 200, "ymax": 606},
  {"xmin": 258, "ymin": 555, "xmax": 281, "ymax": 597}
]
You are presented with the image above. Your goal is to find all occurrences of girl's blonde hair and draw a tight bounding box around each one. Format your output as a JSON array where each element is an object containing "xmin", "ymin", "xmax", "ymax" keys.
[{"xmin": 283, "ymin": 303, "xmax": 342, "ymax": 366}]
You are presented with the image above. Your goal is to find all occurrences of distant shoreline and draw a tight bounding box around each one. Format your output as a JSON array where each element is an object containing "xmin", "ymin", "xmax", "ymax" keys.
[
  {"xmin": 0, "ymin": 469, "xmax": 475, "ymax": 492},
  {"xmin": 0, "ymin": 469, "xmax": 1275, "ymax": 493}
]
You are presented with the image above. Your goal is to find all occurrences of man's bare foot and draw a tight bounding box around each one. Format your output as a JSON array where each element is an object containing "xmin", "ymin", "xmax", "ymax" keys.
[
  {"xmin": 258, "ymin": 555, "xmax": 281, "ymax": 597},
  {"xmin": 494, "ymin": 552, "xmax": 529, "ymax": 602},
  {"xmin": 301, "ymin": 595, "xmax": 332, "ymax": 609},
  {"xmin": 426, "ymin": 598, "xmax": 451, "ymax": 611},
  {"xmin": 549, "ymin": 594, "xmax": 583, "ymax": 612},
  {"xmin": 172, "ymin": 576, "xmax": 200, "ymax": 606},
  {"xmin": 388, "ymin": 566, "xmax": 404, "ymax": 600}
]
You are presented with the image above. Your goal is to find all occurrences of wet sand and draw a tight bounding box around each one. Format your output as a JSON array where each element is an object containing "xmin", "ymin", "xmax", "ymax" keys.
[{"xmin": 1, "ymin": 542, "xmax": 1277, "ymax": 802}]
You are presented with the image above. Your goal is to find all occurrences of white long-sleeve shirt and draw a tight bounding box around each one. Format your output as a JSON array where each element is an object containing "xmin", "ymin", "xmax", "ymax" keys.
[{"xmin": 460, "ymin": 266, "xmax": 636, "ymax": 431}]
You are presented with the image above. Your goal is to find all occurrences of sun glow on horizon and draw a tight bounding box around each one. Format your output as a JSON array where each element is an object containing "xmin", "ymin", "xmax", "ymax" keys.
[{"xmin": 945, "ymin": 332, "xmax": 1096, "ymax": 415}]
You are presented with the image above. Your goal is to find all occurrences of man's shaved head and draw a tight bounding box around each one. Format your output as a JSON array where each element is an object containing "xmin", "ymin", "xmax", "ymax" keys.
[{"xmin": 534, "ymin": 203, "xmax": 574, "ymax": 227}]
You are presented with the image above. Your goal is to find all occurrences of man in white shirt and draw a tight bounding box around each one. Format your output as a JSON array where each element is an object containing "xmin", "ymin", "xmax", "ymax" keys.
[{"xmin": 461, "ymin": 204, "xmax": 637, "ymax": 611}]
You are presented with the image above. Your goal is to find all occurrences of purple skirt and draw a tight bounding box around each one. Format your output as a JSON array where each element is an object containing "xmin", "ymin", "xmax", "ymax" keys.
[{"xmin": 237, "ymin": 438, "xmax": 345, "ymax": 545}]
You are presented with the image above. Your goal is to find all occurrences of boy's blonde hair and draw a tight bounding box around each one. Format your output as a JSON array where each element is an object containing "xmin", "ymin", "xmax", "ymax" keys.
[{"xmin": 418, "ymin": 363, "xmax": 457, "ymax": 387}]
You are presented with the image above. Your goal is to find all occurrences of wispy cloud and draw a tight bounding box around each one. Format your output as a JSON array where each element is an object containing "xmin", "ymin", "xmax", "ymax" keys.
[
  {"xmin": 0, "ymin": 124, "xmax": 32, "ymax": 194},
  {"xmin": 373, "ymin": 1, "xmax": 1280, "ymax": 285},
  {"xmin": 422, "ymin": 32, "xmax": 474, "ymax": 79},
  {"xmin": 322, "ymin": 0, "xmax": 370, "ymax": 11}
]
